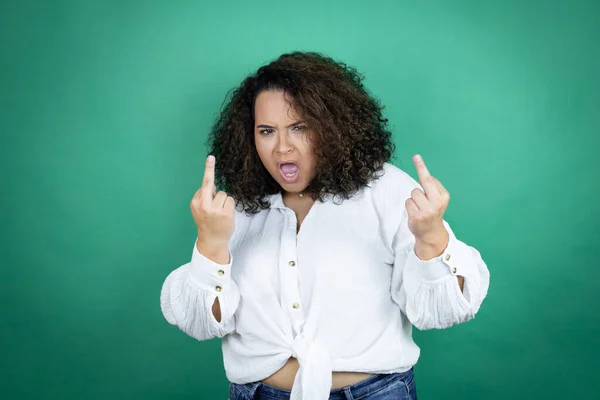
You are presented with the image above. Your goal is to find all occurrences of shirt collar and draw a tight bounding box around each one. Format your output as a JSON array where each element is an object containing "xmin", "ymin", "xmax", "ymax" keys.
[{"xmin": 267, "ymin": 192, "xmax": 285, "ymax": 209}]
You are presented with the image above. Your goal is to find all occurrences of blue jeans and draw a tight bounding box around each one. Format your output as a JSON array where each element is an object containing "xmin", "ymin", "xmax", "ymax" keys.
[{"xmin": 229, "ymin": 368, "xmax": 417, "ymax": 399}]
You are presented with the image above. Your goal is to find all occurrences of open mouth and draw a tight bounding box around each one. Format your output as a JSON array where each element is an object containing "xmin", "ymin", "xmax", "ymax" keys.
[{"xmin": 279, "ymin": 163, "xmax": 299, "ymax": 183}]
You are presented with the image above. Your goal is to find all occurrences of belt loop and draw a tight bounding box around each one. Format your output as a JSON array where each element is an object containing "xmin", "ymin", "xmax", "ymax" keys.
[
  {"xmin": 343, "ymin": 386, "xmax": 354, "ymax": 400},
  {"xmin": 248, "ymin": 382, "xmax": 262, "ymax": 399}
]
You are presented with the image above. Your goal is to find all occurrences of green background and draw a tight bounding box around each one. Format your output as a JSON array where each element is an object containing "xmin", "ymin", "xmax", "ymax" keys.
[{"xmin": 2, "ymin": 0, "xmax": 599, "ymax": 399}]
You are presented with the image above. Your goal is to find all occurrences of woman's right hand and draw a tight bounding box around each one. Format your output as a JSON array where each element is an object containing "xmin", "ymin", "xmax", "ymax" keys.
[{"xmin": 190, "ymin": 155, "xmax": 235, "ymax": 246}]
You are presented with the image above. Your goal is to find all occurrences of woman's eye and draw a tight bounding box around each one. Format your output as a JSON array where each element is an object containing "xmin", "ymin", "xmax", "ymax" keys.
[{"xmin": 259, "ymin": 126, "xmax": 306, "ymax": 135}]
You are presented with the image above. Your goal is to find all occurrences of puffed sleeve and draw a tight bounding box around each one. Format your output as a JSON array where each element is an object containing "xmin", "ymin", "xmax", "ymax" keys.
[
  {"xmin": 160, "ymin": 240, "xmax": 240, "ymax": 340},
  {"xmin": 382, "ymin": 164, "xmax": 490, "ymax": 330}
]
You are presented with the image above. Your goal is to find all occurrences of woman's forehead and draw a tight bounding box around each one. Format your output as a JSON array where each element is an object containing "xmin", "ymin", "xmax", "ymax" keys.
[{"xmin": 254, "ymin": 90, "xmax": 303, "ymax": 123}]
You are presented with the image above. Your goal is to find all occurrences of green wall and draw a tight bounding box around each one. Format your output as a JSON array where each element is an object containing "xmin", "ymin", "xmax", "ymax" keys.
[{"xmin": 2, "ymin": 0, "xmax": 599, "ymax": 398}]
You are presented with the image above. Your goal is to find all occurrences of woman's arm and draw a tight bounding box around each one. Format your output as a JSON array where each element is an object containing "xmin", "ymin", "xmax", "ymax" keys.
[
  {"xmin": 196, "ymin": 240, "xmax": 231, "ymax": 322},
  {"xmin": 413, "ymin": 227, "xmax": 465, "ymax": 292},
  {"xmin": 391, "ymin": 220, "xmax": 490, "ymax": 330},
  {"xmin": 160, "ymin": 238, "xmax": 240, "ymax": 340},
  {"xmin": 378, "ymin": 162, "xmax": 490, "ymax": 330}
]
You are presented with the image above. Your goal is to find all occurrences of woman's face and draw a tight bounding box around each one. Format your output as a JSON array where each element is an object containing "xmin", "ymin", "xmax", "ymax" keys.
[{"xmin": 254, "ymin": 89, "xmax": 317, "ymax": 196}]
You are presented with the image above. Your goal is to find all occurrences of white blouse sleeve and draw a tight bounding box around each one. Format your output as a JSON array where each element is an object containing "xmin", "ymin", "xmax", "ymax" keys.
[
  {"xmin": 390, "ymin": 220, "xmax": 490, "ymax": 330},
  {"xmin": 383, "ymin": 166, "xmax": 490, "ymax": 330},
  {"xmin": 160, "ymin": 240, "xmax": 240, "ymax": 340}
]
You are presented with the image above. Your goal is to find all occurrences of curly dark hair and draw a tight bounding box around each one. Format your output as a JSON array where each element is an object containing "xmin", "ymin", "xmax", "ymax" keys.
[{"xmin": 206, "ymin": 51, "xmax": 396, "ymax": 214}]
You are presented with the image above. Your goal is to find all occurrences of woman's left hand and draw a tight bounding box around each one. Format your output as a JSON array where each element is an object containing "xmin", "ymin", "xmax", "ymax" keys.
[{"xmin": 405, "ymin": 154, "xmax": 450, "ymax": 259}]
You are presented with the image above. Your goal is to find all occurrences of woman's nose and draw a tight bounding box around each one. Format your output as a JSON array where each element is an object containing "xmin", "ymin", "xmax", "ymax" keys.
[{"xmin": 276, "ymin": 133, "xmax": 294, "ymax": 153}]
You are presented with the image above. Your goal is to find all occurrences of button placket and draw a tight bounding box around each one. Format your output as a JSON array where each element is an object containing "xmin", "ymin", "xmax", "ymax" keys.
[{"xmin": 279, "ymin": 209, "xmax": 304, "ymax": 333}]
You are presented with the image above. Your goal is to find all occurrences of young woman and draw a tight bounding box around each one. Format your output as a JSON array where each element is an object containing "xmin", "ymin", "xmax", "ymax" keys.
[{"xmin": 160, "ymin": 51, "xmax": 490, "ymax": 400}]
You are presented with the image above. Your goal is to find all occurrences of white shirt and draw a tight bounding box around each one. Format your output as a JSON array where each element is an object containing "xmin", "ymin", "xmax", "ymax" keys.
[{"xmin": 160, "ymin": 162, "xmax": 490, "ymax": 400}]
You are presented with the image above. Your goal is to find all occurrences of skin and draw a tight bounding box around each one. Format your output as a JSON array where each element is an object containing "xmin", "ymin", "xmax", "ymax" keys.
[{"xmin": 253, "ymin": 90, "xmax": 318, "ymax": 203}]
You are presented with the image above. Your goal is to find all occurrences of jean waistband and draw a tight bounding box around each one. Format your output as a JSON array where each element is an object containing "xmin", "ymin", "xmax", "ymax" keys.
[{"xmin": 231, "ymin": 367, "xmax": 414, "ymax": 400}]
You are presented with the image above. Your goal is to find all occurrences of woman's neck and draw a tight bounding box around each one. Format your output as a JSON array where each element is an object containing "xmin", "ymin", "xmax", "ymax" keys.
[{"xmin": 282, "ymin": 190, "xmax": 312, "ymax": 204}]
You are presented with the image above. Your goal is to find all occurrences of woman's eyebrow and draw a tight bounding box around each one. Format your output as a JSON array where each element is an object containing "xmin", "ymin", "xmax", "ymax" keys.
[{"xmin": 256, "ymin": 121, "xmax": 305, "ymax": 129}]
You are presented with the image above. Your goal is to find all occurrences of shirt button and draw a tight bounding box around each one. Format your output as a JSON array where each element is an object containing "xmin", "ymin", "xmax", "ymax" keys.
[
  {"xmin": 217, "ymin": 269, "xmax": 225, "ymax": 276},
  {"xmin": 292, "ymin": 302, "xmax": 300, "ymax": 309},
  {"xmin": 215, "ymin": 286, "xmax": 222, "ymax": 292},
  {"xmin": 288, "ymin": 261, "xmax": 296, "ymax": 267},
  {"xmin": 451, "ymin": 267, "xmax": 457, "ymax": 274},
  {"xmin": 445, "ymin": 253, "xmax": 451, "ymax": 261}
]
